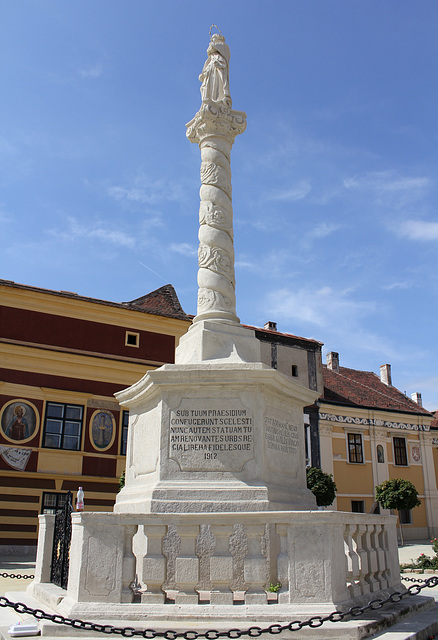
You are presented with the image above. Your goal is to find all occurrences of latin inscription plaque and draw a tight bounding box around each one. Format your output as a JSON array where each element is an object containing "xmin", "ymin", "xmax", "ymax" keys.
[
  {"xmin": 264, "ymin": 408, "xmax": 300, "ymax": 474},
  {"xmin": 169, "ymin": 398, "xmax": 253, "ymax": 471},
  {"xmin": 264, "ymin": 415, "xmax": 299, "ymax": 454}
]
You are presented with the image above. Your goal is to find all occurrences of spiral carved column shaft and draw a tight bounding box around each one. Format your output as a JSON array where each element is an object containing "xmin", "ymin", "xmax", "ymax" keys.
[{"xmin": 187, "ymin": 104, "xmax": 246, "ymax": 324}]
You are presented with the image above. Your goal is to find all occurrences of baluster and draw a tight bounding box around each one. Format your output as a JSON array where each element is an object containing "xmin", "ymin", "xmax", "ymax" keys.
[
  {"xmin": 162, "ymin": 524, "xmax": 180, "ymax": 594},
  {"xmin": 363, "ymin": 525, "xmax": 379, "ymax": 592},
  {"xmin": 344, "ymin": 524, "xmax": 361, "ymax": 597},
  {"xmin": 276, "ymin": 524, "xmax": 290, "ymax": 604},
  {"xmin": 121, "ymin": 525, "xmax": 137, "ymax": 602},
  {"xmin": 379, "ymin": 524, "xmax": 391, "ymax": 587},
  {"xmin": 141, "ymin": 524, "xmax": 167, "ymax": 603},
  {"xmin": 174, "ymin": 524, "xmax": 200, "ymax": 604},
  {"xmin": 355, "ymin": 525, "xmax": 370, "ymax": 596},
  {"xmin": 209, "ymin": 524, "xmax": 233, "ymax": 604},
  {"xmin": 374, "ymin": 524, "xmax": 388, "ymax": 589},
  {"xmin": 243, "ymin": 524, "xmax": 267, "ymax": 604},
  {"xmin": 229, "ymin": 524, "xmax": 247, "ymax": 601},
  {"xmin": 196, "ymin": 524, "xmax": 215, "ymax": 600}
]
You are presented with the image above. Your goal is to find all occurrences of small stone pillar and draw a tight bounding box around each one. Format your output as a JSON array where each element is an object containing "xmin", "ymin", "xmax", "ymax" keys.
[{"xmin": 32, "ymin": 514, "xmax": 55, "ymax": 584}]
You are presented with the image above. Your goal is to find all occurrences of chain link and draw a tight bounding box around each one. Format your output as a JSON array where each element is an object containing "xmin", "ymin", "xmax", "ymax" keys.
[
  {"xmin": 0, "ymin": 572, "xmax": 35, "ymax": 580},
  {"xmin": 0, "ymin": 577, "xmax": 437, "ymax": 637}
]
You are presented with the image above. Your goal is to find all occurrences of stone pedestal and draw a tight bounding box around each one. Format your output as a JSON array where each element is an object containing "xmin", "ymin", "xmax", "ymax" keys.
[{"xmin": 114, "ymin": 362, "xmax": 318, "ymax": 514}]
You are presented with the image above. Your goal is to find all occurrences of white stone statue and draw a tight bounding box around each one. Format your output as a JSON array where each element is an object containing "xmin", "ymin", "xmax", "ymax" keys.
[{"xmin": 199, "ymin": 32, "xmax": 231, "ymax": 106}]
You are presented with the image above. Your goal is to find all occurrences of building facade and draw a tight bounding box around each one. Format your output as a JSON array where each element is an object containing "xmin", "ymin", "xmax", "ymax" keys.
[
  {"xmin": 319, "ymin": 352, "xmax": 438, "ymax": 539},
  {"xmin": 3, "ymin": 281, "xmax": 436, "ymax": 547},
  {"xmin": 246, "ymin": 321, "xmax": 324, "ymax": 468},
  {"xmin": 0, "ymin": 279, "xmax": 191, "ymax": 550}
]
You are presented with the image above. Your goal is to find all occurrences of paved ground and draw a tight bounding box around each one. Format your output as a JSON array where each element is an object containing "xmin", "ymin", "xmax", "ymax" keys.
[{"xmin": 1, "ymin": 543, "xmax": 438, "ymax": 637}]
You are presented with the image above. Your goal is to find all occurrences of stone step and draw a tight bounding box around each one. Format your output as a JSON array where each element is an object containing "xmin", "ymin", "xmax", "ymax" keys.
[{"xmin": 1, "ymin": 591, "xmax": 437, "ymax": 640}]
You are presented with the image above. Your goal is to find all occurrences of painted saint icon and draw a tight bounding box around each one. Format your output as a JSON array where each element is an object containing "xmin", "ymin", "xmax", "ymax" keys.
[
  {"xmin": 90, "ymin": 410, "xmax": 115, "ymax": 450},
  {"xmin": 1, "ymin": 401, "xmax": 38, "ymax": 442}
]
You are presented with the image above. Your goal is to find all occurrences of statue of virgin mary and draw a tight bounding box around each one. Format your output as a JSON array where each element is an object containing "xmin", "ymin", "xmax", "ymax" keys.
[{"xmin": 199, "ymin": 33, "xmax": 231, "ymax": 106}]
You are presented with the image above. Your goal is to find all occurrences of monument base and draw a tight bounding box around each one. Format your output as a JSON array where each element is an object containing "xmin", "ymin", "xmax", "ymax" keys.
[
  {"xmin": 114, "ymin": 362, "xmax": 318, "ymax": 514},
  {"xmin": 29, "ymin": 510, "xmax": 405, "ymax": 630},
  {"xmin": 175, "ymin": 320, "xmax": 261, "ymax": 364}
]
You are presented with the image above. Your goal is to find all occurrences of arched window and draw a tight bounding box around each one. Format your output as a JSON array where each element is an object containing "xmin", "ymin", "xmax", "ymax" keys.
[{"xmin": 377, "ymin": 444, "xmax": 385, "ymax": 463}]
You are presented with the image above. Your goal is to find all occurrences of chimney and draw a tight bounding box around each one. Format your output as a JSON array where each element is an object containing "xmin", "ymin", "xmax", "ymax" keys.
[
  {"xmin": 411, "ymin": 392, "xmax": 423, "ymax": 407},
  {"xmin": 380, "ymin": 364, "xmax": 392, "ymax": 386},
  {"xmin": 264, "ymin": 321, "xmax": 277, "ymax": 331},
  {"xmin": 326, "ymin": 351, "xmax": 339, "ymax": 373}
]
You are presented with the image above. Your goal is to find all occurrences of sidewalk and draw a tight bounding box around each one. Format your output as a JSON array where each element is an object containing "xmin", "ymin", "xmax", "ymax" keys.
[
  {"xmin": 0, "ymin": 553, "xmax": 36, "ymax": 630},
  {"xmin": 398, "ymin": 540, "xmax": 436, "ymax": 565}
]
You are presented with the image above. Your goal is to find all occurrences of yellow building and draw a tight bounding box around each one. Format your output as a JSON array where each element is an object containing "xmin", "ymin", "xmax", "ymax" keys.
[
  {"xmin": 0, "ymin": 279, "xmax": 191, "ymax": 551},
  {"xmin": 319, "ymin": 351, "xmax": 438, "ymax": 540}
]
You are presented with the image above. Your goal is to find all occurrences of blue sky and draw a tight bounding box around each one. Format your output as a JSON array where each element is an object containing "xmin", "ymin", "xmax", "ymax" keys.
[{"xmin": 1, "ymin": 2, "xmax": 438, "ymax": 410}]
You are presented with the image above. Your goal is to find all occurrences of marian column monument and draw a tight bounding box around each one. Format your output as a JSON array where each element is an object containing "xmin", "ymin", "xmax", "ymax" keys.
[{"xmin": 29, "ymin": 29, "xmax": 404, "ymax": 629}]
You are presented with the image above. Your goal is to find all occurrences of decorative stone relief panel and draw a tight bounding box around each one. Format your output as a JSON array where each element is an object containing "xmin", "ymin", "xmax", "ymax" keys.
[{"xmin": 320, "ymin": 412, "xmax": 429, "ymax": 431}]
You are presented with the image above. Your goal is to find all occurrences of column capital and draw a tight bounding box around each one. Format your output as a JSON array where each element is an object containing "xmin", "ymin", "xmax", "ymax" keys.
[{"xmin": 186, "ymin": 104, "xmax": 247, "ymax": 147}]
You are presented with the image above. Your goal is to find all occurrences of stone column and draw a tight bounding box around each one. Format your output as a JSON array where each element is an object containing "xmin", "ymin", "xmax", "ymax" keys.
[
  {"xmin": 175, "ymin": 30, "xmax": 259, "ymax": 365},
  {"xmin": 186, "ymin": 31, "xmax": 246, "ymax": 325},
  {"xmin": 186, "ymin": 104, "xmax": 246, "ymax": 324}
]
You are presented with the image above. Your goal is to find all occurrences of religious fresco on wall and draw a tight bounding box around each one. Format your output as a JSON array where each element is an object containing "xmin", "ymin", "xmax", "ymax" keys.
[
  {"xmin": 90, "ymin": 410, "xmax": 115, "ymax": 450},
  {"xmin": 0, "ymin": 400, "xmax": 39, "ymax": 443}
]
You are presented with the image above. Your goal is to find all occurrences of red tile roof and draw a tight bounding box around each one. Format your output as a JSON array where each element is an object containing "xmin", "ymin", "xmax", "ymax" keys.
[
  {"xmin": 124, "ymin": 285, "xmax": 190, "ymax": 321},
  {"xmin": 0, "ymin": 279, "xmax": 190, "ymax": 321},
  {"xmin": 322, "ymin": 365, "xmax": 432, "ymax": 416}
]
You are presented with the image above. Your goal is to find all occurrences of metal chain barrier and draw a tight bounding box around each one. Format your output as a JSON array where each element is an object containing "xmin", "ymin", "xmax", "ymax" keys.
[
  {"xmin": 1, "ymin": 576, "xmax": 438, "ymax": 638},
  {"xmin": 0, "ymin": 573, "xmax": 34, "ymax": 580},
  {"xmin": 401, "ymin": 574, "xmax": 437, "ymax": 584}
]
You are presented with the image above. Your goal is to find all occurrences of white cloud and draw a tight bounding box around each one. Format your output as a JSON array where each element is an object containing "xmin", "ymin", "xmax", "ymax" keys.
[
  {"xmin": 381, "ymin": 281, "xmax": 412, "ymax": 291},
  {"xmin": 78, "ymin": 63, "xmax": 104, "ymax": 79},
  {"xmin": 107, "ymin": 171, "xmax": 188, "ymax": 207},
  {"xmin": 0, "ymin": 207, "xmax": 12, "ymax": 225},
  {"xmin": 344, "ymin": 171, "xmax": 431, "ymax": 193},
  {"xmin": 264, "ymin": 285, "xmax": 399, "ymax": 360},
  {"xmin": 308, "ymin": 222, "xmax": 341, "ymax": 239},
  {"xmin": 266, "ymin": 286, "xmax": 373, "ymax": 328},
  {"xmin": 397, "ymin": 220, "xmax": 438, "ymax": 241},
  {"xmin": 47, "ymin": 217, "xmax": 136, "ymax": 248},
  {"xmin": 169, "ymin": 242, "xmax": 197, "ymax": 257},
  {"xmin": 235, "ymin": 259, "xmax": 258, "ymax": 270},
  {"xmin": 265, "ymin": 180, "xmax": 311, "ymax": 202}
]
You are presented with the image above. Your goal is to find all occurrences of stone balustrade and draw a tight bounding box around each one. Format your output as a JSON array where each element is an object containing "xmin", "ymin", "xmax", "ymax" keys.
[{"xmin": 32, "ymin": 510, "xmax": 402, "ymax": 613}]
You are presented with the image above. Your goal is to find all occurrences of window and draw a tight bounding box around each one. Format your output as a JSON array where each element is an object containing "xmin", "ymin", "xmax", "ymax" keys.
[
  {"xmin": 347, "ymin": 433, "xmax": 364, "ymax": 463},
  {"xmin": 121, "ymin": 410, "xmax": 129, "ymax": 455},
  {"xmin": 43, "ymin": 402, "xmax": 83, "ymax": 450},
  {"xmin": 351, "ymin": 500, "xmax": 365, "ymax": 513},
  {"xmin": 125, "ymin": 331, "xmax": 139, "ymax": 347},
  {"xmin": 291, "ymin": 365, "xmax": 298, "ymax": 377},
  {"xmin": 304, "ymin": 422, "xmax": 311, "ymax": 467},
  {"xmin": 393, "ymin": 437, "xmax": 408, "ymax": 466},
  {"xmin": 41, "ymin": 492, "xmax": 68, "ymax": 514},
  {"xmin": 399, "ymin": 509, "xmax": 412, "ymax": 524},
  {"xmin": 377, "ymin": 444, "xmax": 385, "ymax": 463}
]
